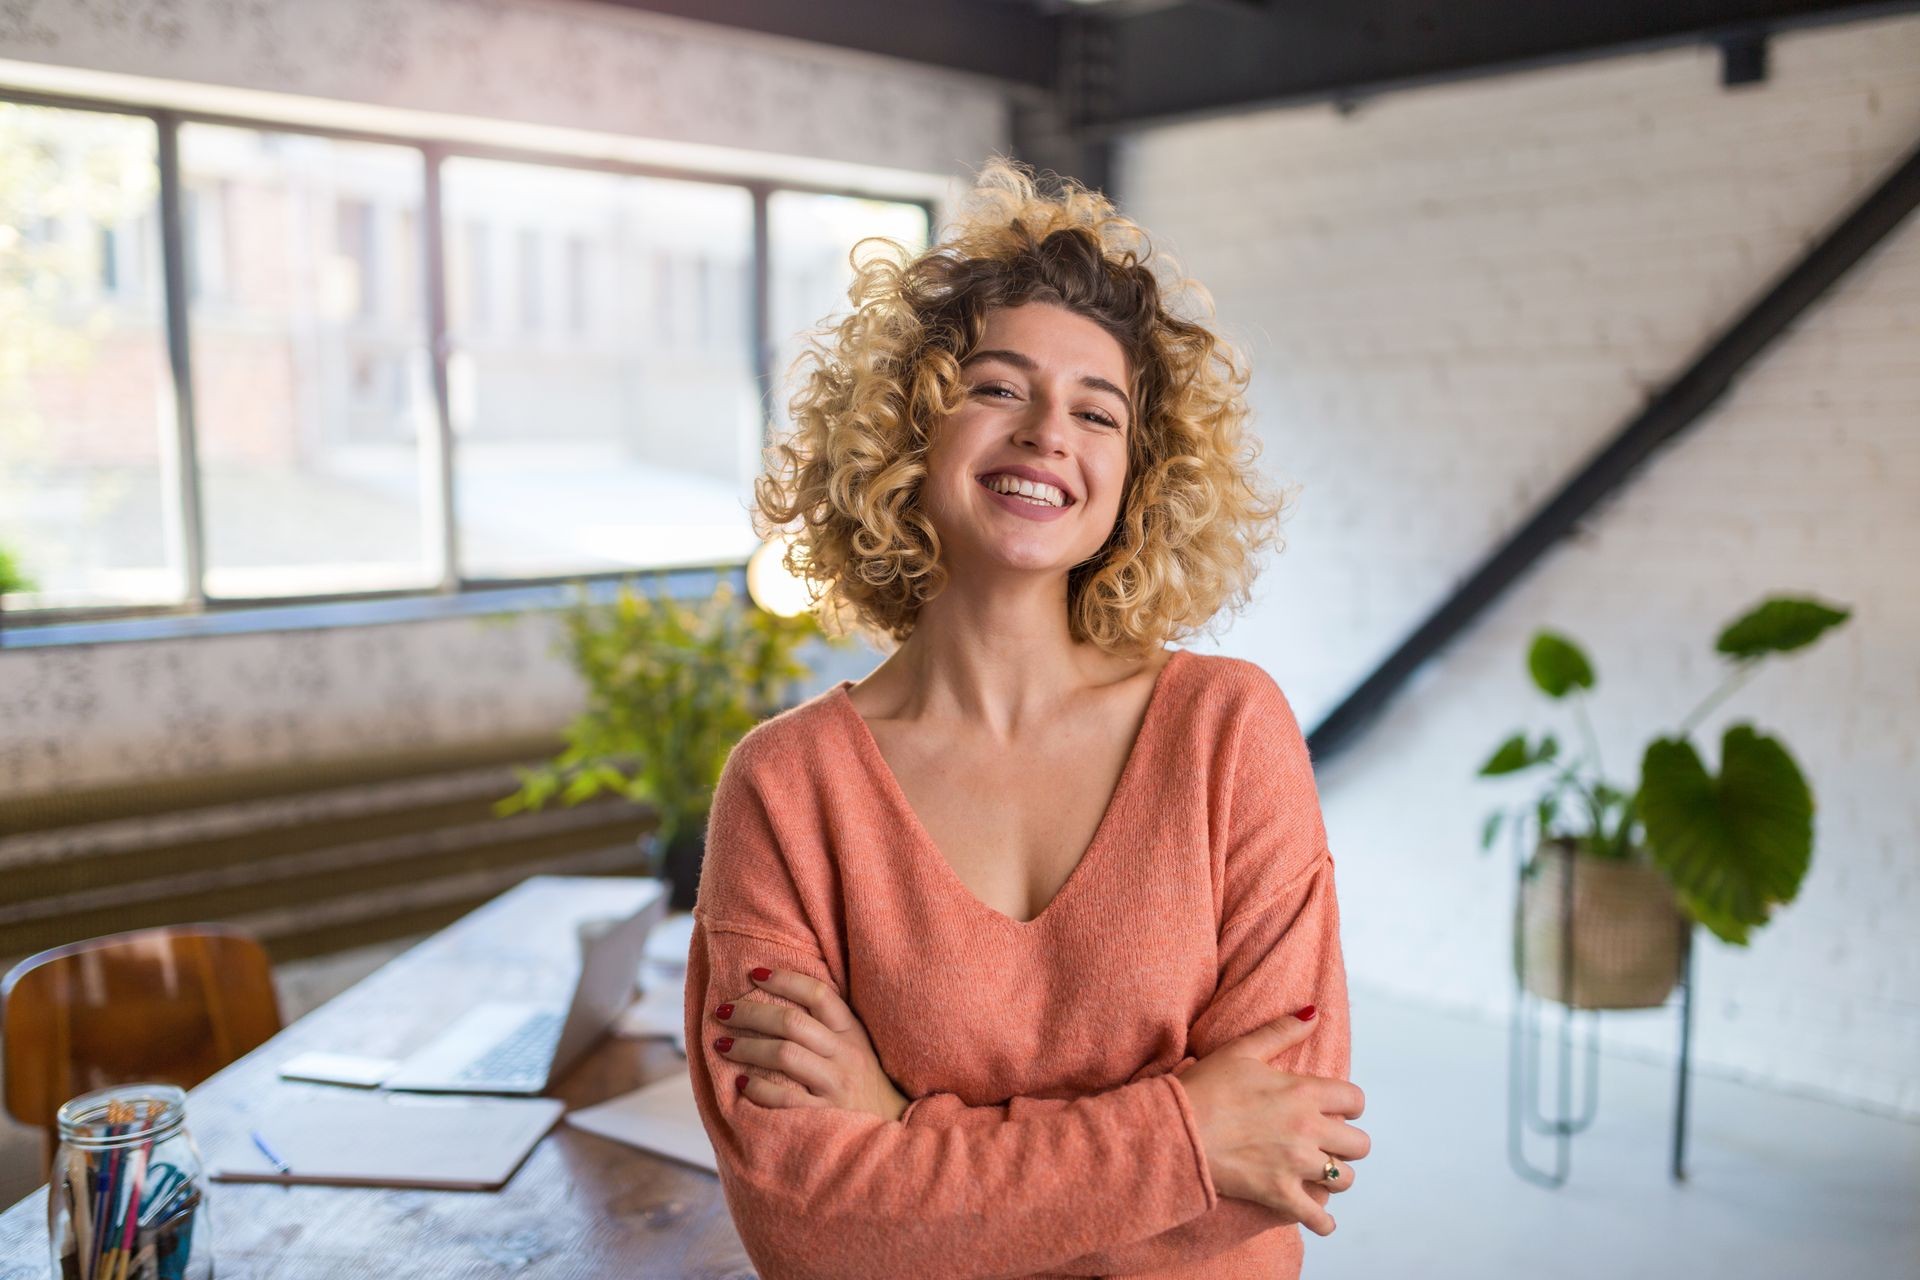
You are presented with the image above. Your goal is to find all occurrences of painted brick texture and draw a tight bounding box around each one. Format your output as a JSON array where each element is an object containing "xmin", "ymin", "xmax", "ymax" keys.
[{"xmin": 1118, "ymin": 13, "xmax": 1920, "ymax": 1118}]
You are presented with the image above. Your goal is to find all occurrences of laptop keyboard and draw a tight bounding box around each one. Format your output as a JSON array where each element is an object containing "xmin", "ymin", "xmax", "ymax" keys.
[{"xmin": 455, "ymin": 1009, "xmax": 565, "ymax": 1084}]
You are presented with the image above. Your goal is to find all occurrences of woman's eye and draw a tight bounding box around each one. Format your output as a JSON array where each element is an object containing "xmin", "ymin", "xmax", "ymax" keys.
[{"xmin": 971, "ymin": 385, "xmax": 1118, "ymax": 428}]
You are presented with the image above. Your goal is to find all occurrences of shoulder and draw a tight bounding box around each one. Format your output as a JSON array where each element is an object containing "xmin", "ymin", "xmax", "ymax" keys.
[
  {"xmin": 1176, "ymin": 651, "xmax": 1302, "ymax": 738},
  {"xmin": 721, "ymin": 682, "xmax": 850, "ymax": 783},
  {"xmin": 1171, "ymin": 652, "xmax": 1317, "ymax": 814}
]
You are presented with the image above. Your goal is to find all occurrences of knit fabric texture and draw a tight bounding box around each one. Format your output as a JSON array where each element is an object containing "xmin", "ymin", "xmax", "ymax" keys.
[{"xmin": 684, "ymin": 647, "xmax": 1352, "ymax": 1279}]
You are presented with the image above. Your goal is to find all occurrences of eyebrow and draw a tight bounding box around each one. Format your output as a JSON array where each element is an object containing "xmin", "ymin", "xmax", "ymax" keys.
[{"xmin": 961, "ymin": 348, "xmax": 1132, "ymax": 421}]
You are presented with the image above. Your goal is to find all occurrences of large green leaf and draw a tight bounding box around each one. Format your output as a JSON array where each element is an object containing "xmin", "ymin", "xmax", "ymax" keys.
[
  {"xmin": 1528, "ymin": 631, "xmax": 1595, "ymax": 698},
  {"xmin": 1715, "ymin": 597, "xmax": 1850, "ymax": 660},
  {"xmin": 1638, "ymin": 725, "xmax": 1813, "ymax": 946},
  {"xmin": 1478, "ymin": 733, "xmax": 1530, "ymax": 775}
]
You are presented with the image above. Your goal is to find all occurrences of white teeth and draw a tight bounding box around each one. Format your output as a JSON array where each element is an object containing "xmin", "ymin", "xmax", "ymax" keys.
[{"xmin": 981, "ymin": 474, "xmax": 1066, "ymax": 507}]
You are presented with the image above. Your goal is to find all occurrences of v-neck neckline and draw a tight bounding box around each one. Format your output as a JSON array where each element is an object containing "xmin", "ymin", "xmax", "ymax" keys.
[{"xmin": 833, "ymin": 648, "xmax": 1189, "ymax": 930}]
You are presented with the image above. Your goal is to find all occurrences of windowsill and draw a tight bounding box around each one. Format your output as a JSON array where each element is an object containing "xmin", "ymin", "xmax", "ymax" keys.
[{"xmin": 0, "ymin": 563, "xmax": 749, "ymax": 650}]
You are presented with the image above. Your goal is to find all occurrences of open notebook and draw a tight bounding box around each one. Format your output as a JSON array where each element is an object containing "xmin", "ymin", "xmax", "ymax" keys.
[{"xmin": 210, "ymin": 1094, "xmax": 564, "ymax": 1191}]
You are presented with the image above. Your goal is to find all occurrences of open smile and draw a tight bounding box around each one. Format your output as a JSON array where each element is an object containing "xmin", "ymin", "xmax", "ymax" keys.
[{"xmin": 977, "ymin": 475, "xmax": 1075, "ymax": 522}]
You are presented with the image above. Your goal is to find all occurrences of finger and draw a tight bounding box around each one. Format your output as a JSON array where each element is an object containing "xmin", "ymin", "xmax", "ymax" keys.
[
  {"xmin": 1281, "ymin": 1181, "xmax": 1336, "ymax": 1237},
  {"xmin": 1227, "ymin": 1006, "xmax": 1321, "ymax": 1062},
  {"xmin": 734, "ymin": 1070, "xmax": 829, "ymax": 1110},
  {"xmin": 716, "ymin": 1031, "xmax": 839, "ymax": 1097},
  {"xmin": 1317, "ymin": 1157, "xmax": 1356, "ymax": 1193},
  {"xmin": 1319, "ymin": 1118, "xmax": 1371, "ymax": 1163},
  {"xmin": 1326, "ymin": 1080, "xmax": 1365, "ymax": 1119},
  {"xmin": 749, "ymin": 967, "xmax": 860, "ymax": 1035},
  {"xmin": 713, "ymin": 995, "xmax": 840, "ymax": 1060}
]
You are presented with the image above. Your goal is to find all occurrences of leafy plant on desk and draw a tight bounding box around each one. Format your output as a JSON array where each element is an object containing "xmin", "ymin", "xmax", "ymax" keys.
[
  {"xmin": 0, "ymin": 541, "xmax": 34, "ymax": 637},
  {"xmin": 1475, "ymin": 595, "xmax": 1851, "ymax": 947},
  {"xmin": 0, "ymin": 543, "xmax": 31, "ymax": 597},
  {"xmin": 496, "ymin": 571, "xmax": 827, "ymax": 865}
]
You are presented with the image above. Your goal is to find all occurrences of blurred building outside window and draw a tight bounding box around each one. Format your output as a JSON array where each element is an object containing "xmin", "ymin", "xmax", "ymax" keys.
[{"xmin": 0, "ymin": 95, "xmax": 932, "ymax": 623}]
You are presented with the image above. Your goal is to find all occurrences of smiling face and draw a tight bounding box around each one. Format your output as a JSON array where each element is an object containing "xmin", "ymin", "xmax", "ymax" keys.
[{"xmin": 921, "ymin": 300, "xmax": 1135, "ymax": 582}]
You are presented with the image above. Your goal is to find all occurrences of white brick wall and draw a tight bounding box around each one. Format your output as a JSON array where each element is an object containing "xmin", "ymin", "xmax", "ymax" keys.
[{"xmin": 1121, "ymin": 13, "xmax": 1920, "ymax": 1117}]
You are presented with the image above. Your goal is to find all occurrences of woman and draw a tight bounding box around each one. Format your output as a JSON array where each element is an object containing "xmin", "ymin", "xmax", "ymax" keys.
[{"xmin": 683, "ymin": 156, "xmax": 1369, "ymax": 1280}]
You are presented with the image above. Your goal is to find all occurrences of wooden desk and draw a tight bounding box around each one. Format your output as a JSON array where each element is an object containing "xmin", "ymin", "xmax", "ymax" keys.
[{"xmin": 0, "ymin": 876, "xmax": 757, "ymax": 1280}]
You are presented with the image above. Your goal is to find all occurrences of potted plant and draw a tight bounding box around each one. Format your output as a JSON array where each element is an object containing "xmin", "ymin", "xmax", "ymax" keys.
[
  {"xmin": 1476, "ymin": 595, "xmax": 1850, "ymax": 1009},
  {"xmin": 497, "ymin": 571, "xmax": 836, "ymax": 912},
  {"xmin": 0, "ymin": 542, "xmax": 33, "ymax": 640}
]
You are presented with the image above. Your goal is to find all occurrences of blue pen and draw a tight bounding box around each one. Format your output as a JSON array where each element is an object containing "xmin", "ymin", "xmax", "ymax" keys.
[{"xmin": 250, "ymin": 1130, "xmax": 291, "ymax": 1175}]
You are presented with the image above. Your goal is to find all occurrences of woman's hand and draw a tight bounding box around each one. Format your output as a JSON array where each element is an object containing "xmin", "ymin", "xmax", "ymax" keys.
[
  {"xmin": 710, "ymin": 967, "xmax": 911, "ymax": 1122},
  {"xmin": 1177, "ymin": 1009, "xmax": 1370, "ymax": 1237}
]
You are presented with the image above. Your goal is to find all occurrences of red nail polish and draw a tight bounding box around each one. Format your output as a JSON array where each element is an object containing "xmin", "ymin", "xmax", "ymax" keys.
[
  {"xmin": 716, "ymin": 1003, "xmax": 733, "ymax": 1021},
  {"xmin": 735, "ymin": 1074, "xmax": 749, "ymax": 1093},
  {"xmin": 751, "ymin": 967, "xmax": 772, "ymax": 981},
  {"xmin": 1295, "ymin": 1005, "xmax": 1317, "ymax": 1021},
  {"xmin": 715, "ymin": 1037, "xmax": 734, "ymax": 1053}
]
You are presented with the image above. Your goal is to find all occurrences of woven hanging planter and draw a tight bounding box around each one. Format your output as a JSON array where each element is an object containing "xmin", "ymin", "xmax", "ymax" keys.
[{"xmin": 1513, "ymin": 838, "xmax": 1688, "ymax": 1010}]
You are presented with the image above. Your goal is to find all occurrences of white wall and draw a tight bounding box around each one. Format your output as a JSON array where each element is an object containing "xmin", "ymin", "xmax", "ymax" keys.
[{"xmin": 1122, "ymin": 13, "xmax": 1920, "ymax": 1117}]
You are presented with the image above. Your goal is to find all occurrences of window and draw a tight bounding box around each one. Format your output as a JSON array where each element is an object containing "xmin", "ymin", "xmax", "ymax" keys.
[
  {"xmin": 183, "ymin": 182, "xmax": 230, "ymax": 303},
  {"xmin": 0, "ymin": 87, "xmax": 933, "ymax": 629},
  {"xmin": 566, "ymin": 234, "xmax": 590, "ymax": 335},
  {"xmin": 0, "ymin": 103, "xmax": 179, "ymax": 611},
  {"xmin": 470, "ymin": 220, "xmax": 491, "ymax": 333},
  {"xmin": 180, "ymin": 123, "xmax": 436, "ymax": 599},
  {"xmin": 396, "ymin": 208, "xmax": 420, "ymax": 328},
  {"xmin": 440, "ymin": 158, "xmax": 759, "ymax": 579},
  {"xmin": 769, "ymin": 191, "xmax": 932, "ymax": 414},
  {"xmin": 98, "ymin": 223, "xmax": 119, "ymax": 293},
  {"xmin": 516, "ymin": 226, "xmax": 542, "ymax": 333},
  {"xmin": 335, "ymin": 196, "xmax": 377, "ymax": 320}
]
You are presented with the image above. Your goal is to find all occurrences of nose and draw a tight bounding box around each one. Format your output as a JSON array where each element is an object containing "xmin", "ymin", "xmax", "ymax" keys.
[{"xmin": 1010, "ymin": 392, "xmax": 1076, "ymax": 454}]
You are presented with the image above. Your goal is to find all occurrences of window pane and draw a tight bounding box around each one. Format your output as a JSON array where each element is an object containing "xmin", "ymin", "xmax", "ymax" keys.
[
  {"xmin": 0, "ymin": 103, "xmax": 182, "ymax": 611},
  {"xmin": 769, "ymin": 192, "xmax": 930, "ymax": 422},
  {"xmin": 180, "ymin": 124, "xmax": 438, "ymax": 598},
  {"xmin": 441, "ymin": 159, "xmax": 760, "ymax": 579}
]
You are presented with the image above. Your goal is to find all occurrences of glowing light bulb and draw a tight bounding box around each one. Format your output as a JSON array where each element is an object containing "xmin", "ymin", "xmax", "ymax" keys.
[{"xmin": 746, "ymin": 533, "xmax": 813, "ymax": 618}]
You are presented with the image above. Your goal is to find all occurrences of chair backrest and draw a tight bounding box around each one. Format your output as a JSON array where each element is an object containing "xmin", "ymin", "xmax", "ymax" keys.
[{"xmin": 2, "ymin": 924, "xmax": 283, "ymax": 1140}]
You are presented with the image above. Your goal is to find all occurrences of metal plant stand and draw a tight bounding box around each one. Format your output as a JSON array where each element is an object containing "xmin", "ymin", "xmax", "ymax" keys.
[{"xmin": 1507, "ymin": 832, "xmax": 1697, "ymax": 1188}]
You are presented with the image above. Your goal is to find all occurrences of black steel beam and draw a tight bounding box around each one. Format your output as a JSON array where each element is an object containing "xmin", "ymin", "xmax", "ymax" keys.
[
  {"xmin": 587, "ymin": 0, "xmax": 1057, "ymax": 89},
  {"xmin": 1098, "ymin": 0, "xmax": 1920, "ymax": 130},
  {"xmin": 1306, "ymin": 134, "xmax": 1920, "ymax": 761},
  {"xmin": 590, "ymin": 2, "xmax": 1918, "ymax": 130}
]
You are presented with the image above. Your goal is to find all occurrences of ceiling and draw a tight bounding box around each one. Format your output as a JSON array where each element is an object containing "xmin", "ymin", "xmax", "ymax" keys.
[{"xmin": 590, "ymin": 0, "xmax": 1920, "ymax": 132}]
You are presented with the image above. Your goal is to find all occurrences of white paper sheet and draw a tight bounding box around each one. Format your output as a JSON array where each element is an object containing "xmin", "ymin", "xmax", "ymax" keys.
[
  {"xmin": 615, "ymin": 960, "xmax": 688, "ymax": 1054},
  {"xmin": 565, "ymin": 1069, "xmax": 716, "ymax": 1174},
  {"xmin": 642, "ymin": 911, "xmax": 695, "ymax": 973}
]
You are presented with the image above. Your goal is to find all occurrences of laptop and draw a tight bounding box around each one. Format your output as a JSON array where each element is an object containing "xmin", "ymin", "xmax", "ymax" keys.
[{"xmin": 383, "ymin": 880, "xmax": 668, "ymax": 1094}]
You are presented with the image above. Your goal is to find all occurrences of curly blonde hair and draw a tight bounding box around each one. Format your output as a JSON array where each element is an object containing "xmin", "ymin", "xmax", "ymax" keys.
[{"xmin": 753, "ymin": 155, "xmax": 1294, "ymax": 659}]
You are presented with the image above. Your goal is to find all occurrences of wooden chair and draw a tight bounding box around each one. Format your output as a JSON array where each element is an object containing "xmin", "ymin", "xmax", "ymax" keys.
[{"xmin": 2, "ymin": 924, "xmax": 283, "ymax": 1169}]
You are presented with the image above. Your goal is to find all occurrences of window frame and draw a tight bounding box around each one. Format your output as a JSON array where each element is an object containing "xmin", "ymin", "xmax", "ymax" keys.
[{"xmin": 0, "ymin": 84, "xmax": 934, "ymax": 646}]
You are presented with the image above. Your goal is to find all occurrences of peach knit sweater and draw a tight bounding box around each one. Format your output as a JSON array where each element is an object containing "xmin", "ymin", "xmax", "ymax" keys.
[{"xmin": 684, "ymin": 648, "xmax": 1351, "ymax": 1280}]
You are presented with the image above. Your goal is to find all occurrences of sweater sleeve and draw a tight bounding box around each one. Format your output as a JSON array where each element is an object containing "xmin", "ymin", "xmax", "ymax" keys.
[
  {"xmin": 684, "ymin": 747, "xmax": 1222, "ymax": 1280},
  {"xmin": 894, "ymin": 667, "xmax": 1352, "ymax": 1276}
]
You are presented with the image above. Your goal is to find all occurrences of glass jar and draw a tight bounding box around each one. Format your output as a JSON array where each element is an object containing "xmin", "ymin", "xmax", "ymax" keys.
[{"xmin": 49, "ymin": 1083, "xmax": 214, "ymax": 1280}]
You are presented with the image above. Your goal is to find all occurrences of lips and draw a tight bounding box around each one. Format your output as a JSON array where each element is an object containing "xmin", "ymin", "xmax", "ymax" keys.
[
  {"xmin": 976, "ymin": 472, "xmax": 1074, "ymax": 507},
  {"xmin": 977, "ymin": 476, "xmax": 1075, "ymax": 522}
]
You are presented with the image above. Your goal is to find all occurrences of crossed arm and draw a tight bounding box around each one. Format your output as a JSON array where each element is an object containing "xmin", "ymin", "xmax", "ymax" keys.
[{"xmin": 684, "ymin": 671, "xmax": 1349, "ymax": 1279}]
